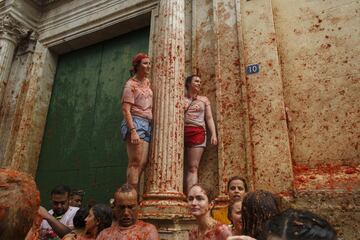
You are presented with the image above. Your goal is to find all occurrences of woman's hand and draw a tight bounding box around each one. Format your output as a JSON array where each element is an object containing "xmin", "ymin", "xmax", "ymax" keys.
[
  {"xmin": 130, "ymin": 130, "xmax": 140, "ymax": 144},
  {"xmin": 210, "ymin": 135, "xmax": 218, "ymax": 145}
]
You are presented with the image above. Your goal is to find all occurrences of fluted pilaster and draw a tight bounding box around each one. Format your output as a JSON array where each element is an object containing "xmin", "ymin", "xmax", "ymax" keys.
[
  {"xmin": 0, "ymin": 14, "xmax": 30, "ymax": 103},
  {"xmin": 0, "ymin": 37, "xmax": 16, "ymax": 103},
  {"xmin": 141, "ymin": 0, "xmax": 189, "ymax": 217}
]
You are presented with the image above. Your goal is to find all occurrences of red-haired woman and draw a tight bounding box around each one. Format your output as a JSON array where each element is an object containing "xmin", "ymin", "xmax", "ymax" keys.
[{"xmin": 121, "ymin": 53, "xmax": 152, "ymax": 189}]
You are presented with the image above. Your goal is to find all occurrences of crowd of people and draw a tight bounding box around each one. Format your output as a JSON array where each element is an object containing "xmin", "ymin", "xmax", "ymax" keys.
[
  {"xmin": 21, "ymin": 178, "xmax": 337, "ymax": 240},
  {"xmin": 1, "ymin": 53, "xmax": 338, "ymax": 239}
]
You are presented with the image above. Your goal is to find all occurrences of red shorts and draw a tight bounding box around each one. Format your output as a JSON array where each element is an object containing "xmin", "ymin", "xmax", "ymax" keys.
[{"xmin": 184, "ymin": 126, "xmax": 206, "ymax": 147}]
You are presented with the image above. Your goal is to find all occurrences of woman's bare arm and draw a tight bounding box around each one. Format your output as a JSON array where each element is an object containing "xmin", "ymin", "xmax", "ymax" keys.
[
  {"xmin": 122, "ymin": 102, "xmax": 140, "ymax": 144},
  {"xmin": 205, "ymin": 103, "xmax": 217, "ymax": 145}
]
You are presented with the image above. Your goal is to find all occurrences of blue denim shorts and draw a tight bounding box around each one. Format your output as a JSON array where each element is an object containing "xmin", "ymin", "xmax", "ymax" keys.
[{"xmin": 120, "ymin": 116, "xmax": 152, "ymax": 142}]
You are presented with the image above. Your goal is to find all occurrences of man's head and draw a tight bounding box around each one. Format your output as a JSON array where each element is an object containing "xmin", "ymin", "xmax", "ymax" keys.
[
  {"xmin": 50, "ymin": 185, "xmax": 71, "ymax": 216},
  {"xmin": 69, "ymin": 190, "xmax": 85, "ymax": 208},
  {"xmin": 114, "ymin": 183, "xmax": 138, "ymax": 227}
]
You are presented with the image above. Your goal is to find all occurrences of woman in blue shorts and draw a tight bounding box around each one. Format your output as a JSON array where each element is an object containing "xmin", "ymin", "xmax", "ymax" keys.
[{"xmin": 120, "ymin": 53, "xmax": 152, "ymax": 189}]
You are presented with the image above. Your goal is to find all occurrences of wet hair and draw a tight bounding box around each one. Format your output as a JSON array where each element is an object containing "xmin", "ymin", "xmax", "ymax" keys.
[
  {"xmin": 0, "ymin": 169, "xmax": 40, "ymax": 240},
  {"xmin": 188, "ymin": 183, "xmax": 215, "ymax": 202},
  {"xmin": 130, "ymin": 52, "xmax": 149, "ymax": 75},
  {"xmin": 227, "ymin": 176, "xmax": 248, "ymax": 192},
  {"xmin": 91, "ymin": 204, "xmax": 113, "ymax": 236},
  {"xmin": 51, "ymin": 185, "xmax": 71, "ymax": 197},
  {"xmin": 73, "ymin": 207, "xmax": 89, "ymax": 229},
  {"xmin": 242, "ymin": 190, "xmax": 281, "ymax": 240},
  {"xmin": 227, "ymin": 198, "xmax": 243, "ymax": 225},
  {"xmin": 185, "ymin": 75, "xmax": 200, "ymax": 90},
  {"xmin": 265, "ymin": 208, "xmax": 337, "ymax": 240}
]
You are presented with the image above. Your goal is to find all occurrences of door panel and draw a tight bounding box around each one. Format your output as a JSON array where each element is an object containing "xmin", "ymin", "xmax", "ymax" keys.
[{"xmin": 36, "ymin": 27, "xmax": 150, "ymax": 207}]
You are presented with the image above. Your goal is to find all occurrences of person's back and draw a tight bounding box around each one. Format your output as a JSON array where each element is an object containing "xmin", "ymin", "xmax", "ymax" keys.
[{"xmin": 265, "ymin": 208, "xmax": 337, "ymax": 240}]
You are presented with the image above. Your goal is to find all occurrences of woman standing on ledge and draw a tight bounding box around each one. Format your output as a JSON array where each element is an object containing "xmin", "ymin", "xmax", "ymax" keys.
[
  {"xmin": 121, "ymin": 53, "xmax": 152, "ymax": 190},
  {"xmin": 184, "ymin": 75, "xmax": 217, "ymax": 193}
]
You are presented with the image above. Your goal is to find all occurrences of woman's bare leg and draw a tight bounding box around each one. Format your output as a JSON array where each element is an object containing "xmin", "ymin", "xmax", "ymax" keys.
[
  {"xmin": 126, "ymin": 139, "xmax": 149, "ymax": 189},
  {"xmin": 186, "ymin": 147, "xmax": 205, "ymax": 193}
]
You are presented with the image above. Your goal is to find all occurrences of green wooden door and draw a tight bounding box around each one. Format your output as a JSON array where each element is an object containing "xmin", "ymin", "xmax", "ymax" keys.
[{"xmin": 36, "ymin": 27, "xmax": 150, "ymax": 207}]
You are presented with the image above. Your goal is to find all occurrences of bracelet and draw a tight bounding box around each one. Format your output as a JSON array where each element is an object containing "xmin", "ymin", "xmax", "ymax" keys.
[{"xmin": 130, "ymin": 127, "xmax": 136, "ymax": 131}]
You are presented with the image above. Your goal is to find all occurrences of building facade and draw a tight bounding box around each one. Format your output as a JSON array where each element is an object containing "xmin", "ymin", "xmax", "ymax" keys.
[{"xmin": 0, "ymin": 0, "xmax": 359, "ymax": 239}]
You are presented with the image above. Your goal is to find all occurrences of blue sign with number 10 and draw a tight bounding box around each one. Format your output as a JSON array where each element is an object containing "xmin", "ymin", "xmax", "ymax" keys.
[{"xmin": 246, "ymin": 64, "xmax": 260, "ymax": 74}]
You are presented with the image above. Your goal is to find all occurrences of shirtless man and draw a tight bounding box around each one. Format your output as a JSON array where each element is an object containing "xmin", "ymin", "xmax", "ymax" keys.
[{"xmin": 96, "ymin": 184, "xmax": 159, "ymax": 240}]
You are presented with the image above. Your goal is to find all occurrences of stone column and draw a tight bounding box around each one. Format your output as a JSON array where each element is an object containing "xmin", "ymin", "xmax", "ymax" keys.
[
  {"xmin": 0, "ymin": 14, "xmax": 29, "ymax": 104},
  {"xmin": 141, "ymin": 0, "xmax": 189, "ymax": 218}
]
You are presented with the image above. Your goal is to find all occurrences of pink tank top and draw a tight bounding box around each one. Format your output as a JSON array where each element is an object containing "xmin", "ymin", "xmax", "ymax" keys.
[
  {"xmin": 122, "ymin": 78, "xmax": 153, "ymax": 120},
  {"xmin": 184, "ymin": 95, "xmax": 210, "ymax": 128}
]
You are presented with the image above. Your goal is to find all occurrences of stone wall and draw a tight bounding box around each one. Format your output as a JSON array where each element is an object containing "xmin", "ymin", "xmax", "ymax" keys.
[
  {"xmin": 0, "ymin": 0, "xmax": 359, "ymax": 239},
  {"xmin": 273, "ymin": 0, "xmax": 360, "ymax": 168}
]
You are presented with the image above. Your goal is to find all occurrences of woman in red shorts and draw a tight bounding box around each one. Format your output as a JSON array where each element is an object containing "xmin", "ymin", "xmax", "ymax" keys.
[{"xmin": 184, "ymin": 75, "xmax": 217, "ymax": 193}]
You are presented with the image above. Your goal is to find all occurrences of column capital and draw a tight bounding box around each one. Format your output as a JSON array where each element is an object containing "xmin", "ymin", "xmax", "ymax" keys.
[
  {"xmin": 0, "ymin": 14, "xmax": 31, "ymax": 44},
  {"xmin": 17, "ymin": 31, "xmax": 39, "ymax": 55}
]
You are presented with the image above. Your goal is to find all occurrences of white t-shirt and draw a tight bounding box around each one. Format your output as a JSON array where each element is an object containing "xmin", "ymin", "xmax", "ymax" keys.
[{"xmin": 39, "ymin": 206, "xmax": 79, "ymax": 239}]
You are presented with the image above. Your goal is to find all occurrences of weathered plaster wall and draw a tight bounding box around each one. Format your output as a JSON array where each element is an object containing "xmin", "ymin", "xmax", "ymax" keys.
[
  {"xmin": 0, "ymin": 41, "xmax": 37, "ymax": 167},
  {"xmin": 189, "ymin": 0, "xmax": 219, "ymax": 196},
  {"xmin": 236, "ymin": 0, "xmax": 294, "ymax": 193},
  {"xmin": 270, "ymin": 1, "xmax": 360, "ymax": 238},
  {"xmin": 273, "ymin": 0, "xmax": 360, "ymax": 169},
  {"xmin": 190, "ymin": 0, "xmax": 294, "ymax": 195},
  {"xmin": 11, "ymin": 42, "xmax": 57, "ymax": 175}
]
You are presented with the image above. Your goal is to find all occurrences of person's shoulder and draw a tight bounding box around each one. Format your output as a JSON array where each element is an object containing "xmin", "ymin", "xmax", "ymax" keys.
[
  {"xmin": 125, "ymin": 78, "xmax": 135, "ymax": 85},
  {"xmin": 68, "ymin": 206, "xmax": 79, "ymax": 212},
  {"xmin": 197, "ymin": 95, "xmax": 210, "ymax": 103},
  {"xmin": 66, "ymin": 206, "xmax": 79, "ymax": 215},
  {"xmin": 137, "ymin": 221, "xmax": 159, "ymax": 239},
  {"xmin": 137, "ymin": 220, "xmax": 157, "ymax": 229},
  {"xmin": 97, "ymin": 226, "xmax": 115, "ymax": 237}
]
